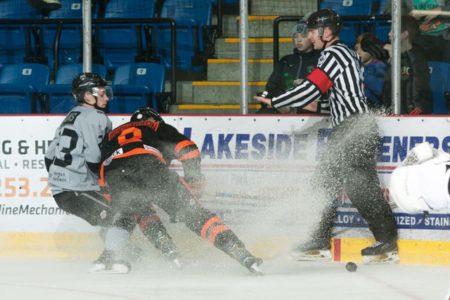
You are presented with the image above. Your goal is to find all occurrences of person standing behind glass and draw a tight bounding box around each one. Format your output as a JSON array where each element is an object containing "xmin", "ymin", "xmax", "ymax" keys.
[
  {"xmin": 257, "ymin": 19, "xmax": 321, "ymax": 114},
  {"xmin": 354, "ymin": 33, "xmax": 389, "ymax": 109},
  {"xmin": 383, "ymin": 15, "xmax": 433, "ymax": 114},
  {"xmin": 384, "ymin": 0, "xmax": 450, "ymax": 62}
]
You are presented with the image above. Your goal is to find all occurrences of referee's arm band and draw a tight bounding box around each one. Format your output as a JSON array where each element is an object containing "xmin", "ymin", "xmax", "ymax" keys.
[{"xmin": 306, "ymin": 68, "xmax": 333, "ymax": 94}]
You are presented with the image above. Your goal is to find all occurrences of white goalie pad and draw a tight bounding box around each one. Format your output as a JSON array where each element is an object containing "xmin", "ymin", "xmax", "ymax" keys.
[
  {"xmin": 401, "ymin": 142, "xmax": 450, "ymax": 166},
  {"xmin": 390, "ymin": 163, "xmax": 450, "ymax": 213}
]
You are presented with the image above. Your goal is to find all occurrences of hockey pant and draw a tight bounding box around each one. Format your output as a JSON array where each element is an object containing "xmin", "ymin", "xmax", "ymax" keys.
[
  {"xmin": 53, "ymin": 190, "xmax": 168, "ymax": 245},
  {"xmin": 104, "ymin": 154, "xmax": 248, "ymax": 258},
  {"xmin": 53, "ymin": 190, "xmax": 135, "ymax": 229}
]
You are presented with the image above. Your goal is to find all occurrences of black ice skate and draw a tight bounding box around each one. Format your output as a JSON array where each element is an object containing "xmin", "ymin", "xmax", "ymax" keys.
[
  {"xmin": 155, "ymin": 232, "xmax": 182, "ymax": 269},
  {"xmin": 361, "ymin": 239, "xmax": 399, "ymax": 264},
  {"xmin": 90, "ymin": 250, "xmax": 131, "ymax": 274},
  {"xmin": 291, "ymin": 239, "xmax": 332, "ymax": 261},
  {"xmin": 242, "ymin": 256, "xmax": 264, "ymax": 275},
  {"xmin": 224, "ymin": 242, "xmax": 264, "ymax": 275}
]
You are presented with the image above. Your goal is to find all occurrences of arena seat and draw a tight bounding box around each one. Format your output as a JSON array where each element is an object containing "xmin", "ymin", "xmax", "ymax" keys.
[
  {"xmin": 373, "ymin": 20, "xmax": 391, "ymax": 43},
  {"xmin": 103, "ymin": 0, "xmax": 155, "ymax": 18},
  {"xmin": 109, "ymin": 62, "xmax": 165, "ymax": 113},
  {"xmin": 339, "ymin": 22, "xmax": 359, "ymax": 48},
  {"xmin": 319, "ymin": 0, "xmax": 374, "ymax": 16},
  {"xmin": 0, "ymin": 63, "xmax": 49, "ymax": 113},
  {"xmin": 156, "ymin": 0, "xmax": 214, "ymax": 72},
  {"xmin": 372, "ymin": 0, "xmax": 388, "ymax": 15},
  {"xmin": 0, "ymin": 1, "xmax": 42, "ymax": 19},
  {"xmin": 428, "ymin": 61, "xmax": 450, "ymax": 114},
  {"xmin": 48, "ymin": 0, "xmax": 83, "ymax": 19},
  {"xmin": 99, "ymin": 0, "xmax": 156, "ymax": 71},
  {"xmin": 42, "ymin": 0, "xmax": 89, "ymax": 70},
  {"xmin": 0, "ymin": 1, "xmax": 43, "ymax": 66},
  {"xmin": 44, "ymin": 63, "xmax": 107, "ymax": 113}
]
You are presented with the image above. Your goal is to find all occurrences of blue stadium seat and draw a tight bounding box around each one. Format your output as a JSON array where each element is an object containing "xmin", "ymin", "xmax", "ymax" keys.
[
  {"xmin": 373, "ymin": 20, "xmax": 391, "ymax": 43},
  {"xmin": 109, "ymin": 63, "xmax": 165, "ymax": 113},
  {"xmin": 104, "ymin": 0, "xmax": 155, "ymax": 18},
  {"xmin": 44, "ymin": 63, "xmax": 107, "ymax": 113},
  {"xmin": 373, "ymin": 0, "xmax": 388, "ymax": 15},
  {"xmin": 99, "ymin": 0, "xmax": 156, "ymax": 71},
  {"xmin": 0, "ymin": 1, "xmax": 43, "ymax": 65},
  {"xmin": 428, "ymin": 61, "xmax": 450, "ymax": 114},
  {"xmin": 44, "ymin": 26, "xmax": 83, "ymax": 66},
  {"xmin": 48, "ymin": 0, "xmax": 83, "ymax": 19},
  {"xmin": 0, "ymin": 63, "xmax": 49, "ymax": 113},
  {"xmin": 43, "ymin": 1, "xmax": 88, "ymax": 69},
  {"xmin": 156, "ymin": 0, "xmax": 214, "ymax": 72},
  {"xmin": 320, "ymin": 0, "xmax": 373, "ymax": 16},
  {"xmin": 339, "ymin": 21, "xmax": 360, "ymax": 47},
  {"xmin": 0, "ymin": 1, "xmax": 42, "ymax": 19}
]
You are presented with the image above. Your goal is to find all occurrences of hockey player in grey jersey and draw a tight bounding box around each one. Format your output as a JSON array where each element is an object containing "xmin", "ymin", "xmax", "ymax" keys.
[{"xmin": 45, "ymin": 73, "xmax": 177, "ymax": 273}]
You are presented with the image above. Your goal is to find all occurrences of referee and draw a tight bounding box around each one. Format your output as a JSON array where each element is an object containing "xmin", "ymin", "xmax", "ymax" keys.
[{"xmin": 255, "ymin": 9, "xmax": 398, "ymax": 263}]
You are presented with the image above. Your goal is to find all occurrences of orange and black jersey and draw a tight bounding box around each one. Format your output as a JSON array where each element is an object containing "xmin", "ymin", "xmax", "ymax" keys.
[{"xmin": 101, "ymin": 120, "xmax": 202, "ymax": 182}]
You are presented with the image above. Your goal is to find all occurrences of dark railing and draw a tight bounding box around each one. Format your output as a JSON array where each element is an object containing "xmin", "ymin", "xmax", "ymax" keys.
[
  {"xmin": 0, "ymin": 17, "xmax": 177, "ymax": 103},
  {"xmin": 272, "ymin": 15, "xmax": 391, "ymax": 66}
]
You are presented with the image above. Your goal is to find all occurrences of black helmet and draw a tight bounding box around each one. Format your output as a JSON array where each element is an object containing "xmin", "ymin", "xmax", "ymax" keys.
[
  {"xmin": 130, "ymin": 107, "xmax": 163, "ymax": 123},
  {"xmin": 72, "ymin": 72, "xmax": 108, "ymax": 102},
  {"xmin": 306, "ymin": 9, "xmax": 342, "ymax": 35}
]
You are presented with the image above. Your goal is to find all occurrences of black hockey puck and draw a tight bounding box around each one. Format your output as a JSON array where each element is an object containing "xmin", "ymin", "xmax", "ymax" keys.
[{"xmin": 345, "ymin": 262, "xmax": 357, "ymax": 272}]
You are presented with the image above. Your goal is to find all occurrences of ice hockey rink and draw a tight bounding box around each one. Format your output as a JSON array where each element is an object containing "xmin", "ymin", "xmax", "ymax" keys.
[
  {"xmin": 1, "ymin": 229, "xmax": 449, "ymax": 300},
  {"xmin": 2, "ymin": 116, "xmax": 449, "ymax": 300},
  {"xmin": 1, "ymin": 256, "xmax": 449, "ymax": 300}
]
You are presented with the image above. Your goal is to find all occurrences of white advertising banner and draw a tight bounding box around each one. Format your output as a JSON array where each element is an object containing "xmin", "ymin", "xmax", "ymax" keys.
[{"xmin": 0, "ymin": 115, "xmax": 449, "ymax": 237}]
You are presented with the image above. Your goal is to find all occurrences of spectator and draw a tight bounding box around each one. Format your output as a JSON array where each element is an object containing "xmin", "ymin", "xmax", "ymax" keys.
[
  {"xmin": 383, "ymin": 15, "xmax": 433, "ymax": 114},
  {"xmin": 257, "ymin": 20, "xmax": 321, "ymax": 114},
  {"xmin": 255, "ymin": 9, "xmax": 398, "ymax": 264},
  {"xmin": 354, "ymin": 33, "xmax": 389, "ymax": 109},
  {"xmin": 384, "ymin": 0, "xmax": 450, "ymax": 62}
]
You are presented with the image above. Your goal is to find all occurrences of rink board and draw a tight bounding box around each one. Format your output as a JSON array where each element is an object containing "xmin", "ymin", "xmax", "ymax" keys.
[
  {"xmin": 0, "ymin": 115, "xmax": 449, "ymax": 265},
  {"xmin": 0, "ymin": 232, "xmax": 449, "ymax": 266}
]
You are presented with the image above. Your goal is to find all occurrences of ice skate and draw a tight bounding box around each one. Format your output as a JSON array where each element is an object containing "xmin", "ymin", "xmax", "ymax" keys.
[
  {"xmin": 223, "ymin": 241, "xmax": 264, "ymax": 275},
  {"xmin": 243, "ymin": 256, "xmax": 264, "ymax": 275},
  {"xmin": 291, "ymin": 239, "xmax": 331, "ymax": 261},
  {"xmin": 361, "ymin": 239, "xmax": 399, "ymax": 264},
  {"xmin": 90, "ymin": 250, "xmax": 132, "ymax": 274},
  {"xmin": 155, "ymin": 232, "xmax": 182, "ymax": 269}
]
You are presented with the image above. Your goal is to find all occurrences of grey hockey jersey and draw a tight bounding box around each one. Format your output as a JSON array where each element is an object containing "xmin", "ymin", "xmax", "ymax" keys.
[{"xmin": 45, "ymin": 106, "xmax": 112, "ymax": 195}]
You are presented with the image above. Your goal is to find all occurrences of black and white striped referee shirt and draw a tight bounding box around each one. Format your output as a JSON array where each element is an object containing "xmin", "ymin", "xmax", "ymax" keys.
[{"xmin": 271, "ymin": 41, "xmax": 369, "ymax": 127}]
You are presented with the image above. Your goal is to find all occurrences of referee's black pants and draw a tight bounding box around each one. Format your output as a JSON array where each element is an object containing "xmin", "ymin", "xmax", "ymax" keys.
[{"xmin": 312, "ymin": 114, "xmax": 398, "ymax": 243}]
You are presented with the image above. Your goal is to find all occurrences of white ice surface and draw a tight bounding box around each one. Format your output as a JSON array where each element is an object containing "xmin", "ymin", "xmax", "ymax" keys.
[{"xmin": 1, "ymin": 254, "xmax": 449, "ymax": 300}]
